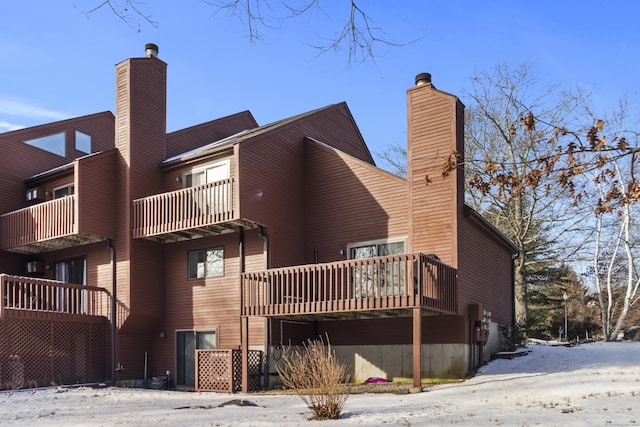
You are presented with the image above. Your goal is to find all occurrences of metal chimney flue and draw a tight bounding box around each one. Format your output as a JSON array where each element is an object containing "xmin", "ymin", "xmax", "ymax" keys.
[
  {"xmin": 415, "ymin": 72, "xmax": 431, "ymax": 86},
  {"xmin": 145, "ymin": 43, "xmax": 159, "ymax": 57}
]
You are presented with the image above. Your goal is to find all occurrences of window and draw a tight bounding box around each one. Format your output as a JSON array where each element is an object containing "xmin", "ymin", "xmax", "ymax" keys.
[
  {"xmin": 54, "ymin": 183, "xmax": 74, "ymax": 198},
  {"xmin": 55, "ymin": 257, "xmax": 86, "ymax": 285},
  {"xmin": 25, "ymin": 132, "xmax": 66, "ymax": 157},
  {"xmin": 349, "ymin": 239, "xmax": 405, "ymax": 260},
  {"xmin": 188, "ymin": 247, "xmax": 224, "ymax": 279},
  {"xmin": 54, "ymin": 257, "xmax": 87, "ymax": 313},
  {"xmin": 183, "ymin": 160, "xmax": 231, "ymax": 217},
  {"xmin": 184, "ymin": 161, "xmax": 229, "ymax": 188},
  {"xmin": 348, "ymin": 238, "xmax": 406, "ymax": 298},
  {"xmin": 75, "ymin": 130, "xmax": 91, "ymax": 153}
]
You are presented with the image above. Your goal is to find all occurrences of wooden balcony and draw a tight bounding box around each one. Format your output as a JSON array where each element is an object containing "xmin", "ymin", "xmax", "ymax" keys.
[
  {"xmin": 241, "ymin": 253, "xmax": 458, "ymax": 318},
  {"xmin": 1, "ymin": 274, "xmax": 110, "ymax": 321},
  {"xmin": 0, "ymin": 196, "xmax": 104, "ymax": 254},
  {"xmin": 132, "ymin": 178, "xmax": 254, "ymax": 242}
]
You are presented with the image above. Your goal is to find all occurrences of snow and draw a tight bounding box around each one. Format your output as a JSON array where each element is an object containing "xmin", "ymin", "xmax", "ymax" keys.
[{"xmin": 2, "ymin": 341, "xmax": 639, "ymax": 426}]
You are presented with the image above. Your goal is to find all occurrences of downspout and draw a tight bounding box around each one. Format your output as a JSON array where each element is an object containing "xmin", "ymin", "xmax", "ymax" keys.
[
  {"xmin": 257, "ymin": 225, "xmax": 270, "ymax": 387},
  {"xmin": 107, "ymin": 238, "xmax": 116, "ymax": 384},
  {"xmin": 238, "ymin": 226, "xmax": 245, "ymax": 274},
  {"xmin": 257, "ymin": 225, "xmax": 269, "ymax": 270}
]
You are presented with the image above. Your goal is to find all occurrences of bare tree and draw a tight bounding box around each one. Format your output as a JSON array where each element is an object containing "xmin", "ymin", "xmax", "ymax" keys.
[
  {"xmin": 591, "ymin": 155, "xmax": 640, "ymax": 340},
  {"xmin": 77, "ymin": 0, "xmax": 405, "ymax": 63},
  {"xmin": 462, "ymin": 66, "xmax": 640, "ymax": 335},
  {"xmin": 75, "ymin": 0, "xmax": 158, "ymax": 31},
  {"xmin": 377, "ymin": 142, "xmax": 407, "ymax": 178},
  {"xmin": 463, "ymin": 63, "xmax": 594, "ymax": 327}
]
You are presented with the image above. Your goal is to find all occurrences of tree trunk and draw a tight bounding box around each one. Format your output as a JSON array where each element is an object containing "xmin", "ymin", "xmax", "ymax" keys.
[{"xmin": 514, "ymin": 253, "xmax": 527, "ymax": 327}]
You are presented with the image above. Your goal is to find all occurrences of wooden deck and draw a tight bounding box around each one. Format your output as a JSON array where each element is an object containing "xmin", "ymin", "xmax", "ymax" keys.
[
  {"xmin": 132, "ymin": 178, "xmax": 254, "ymax": 242},
  {"xmin": 0, "ymin": 196, "xmax": 103, "ymax": 254},
  {"xmin": 241, "ymin": 253, "xmax": 457, "ymax": 318},
  {"xmin": 0, "ymin": 274, "xmax": 110, "ymax": 320}
]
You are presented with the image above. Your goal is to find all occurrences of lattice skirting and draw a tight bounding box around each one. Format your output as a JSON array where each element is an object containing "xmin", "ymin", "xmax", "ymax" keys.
[
  {"xmin": 0, "ymin": 317, "xmax": 108, "ymax": 389},
  {"xmin": 195, "ymin": 349, "xmax": 263, "ymax": 392}
]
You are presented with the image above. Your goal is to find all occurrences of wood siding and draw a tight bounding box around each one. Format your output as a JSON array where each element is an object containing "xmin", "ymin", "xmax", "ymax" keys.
[
  {"xmin": 165, "ymin": 111, "xmax": 257, "ymax": 158},
  {"xmin": 0, "ymin": 150, "xmax": 116, "ymax": 253},
  {"xmin": 237, "ymin": 126, "xmax": 306, "ymax": 268},
  {"xmin": 75, "ymin": 150, "xmax": 116, "ymax": 239},
  {"xmin": 458, "ymin": 213, "xmax": 515, "ymax": 325},
  {"xmin": 112, "ymin": 55, "xmax": 168, "ymax": 377},
  {"xmin": 153, "ymin": 228, "xmax": 266, "ymax": 375},
  {"xmin": 162, "ymin": 151, "xmax": 235, "ymax": 194},
  {"xmin": 407, "ymin": 83, "xmax": 465, "ymax": 268},
  {"xmin": 237, "ymin": 103, "xmax": 373, "ymax": 269},
  {"xmin": 0, "ymin": 112, "xmax": 114, "ymax": 215},
  {"xmin": 303, "ymin": 140, "xmax": 408, "ymax": 264}
]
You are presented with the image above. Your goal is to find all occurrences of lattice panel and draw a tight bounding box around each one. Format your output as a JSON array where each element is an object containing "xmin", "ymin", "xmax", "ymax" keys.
[
  {"xmin": 232, "ymin": 350, "xmax": 263, "ymax": 392},
  {"xmin": 196, "ymin": 349, "xmax": 263, "ymax": 392},
  {"xmin": 0, "ymin": 317, "xmax": 107, "ymax": 390},
  {"xmin": 195, "ymin": 350, "xmax": 233, "ymax": 392}
]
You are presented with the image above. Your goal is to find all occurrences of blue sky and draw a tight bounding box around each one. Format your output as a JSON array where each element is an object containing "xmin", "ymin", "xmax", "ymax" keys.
[{"xmin": 1, "ymin": 1, "xmax": 638, "ymax": 164}]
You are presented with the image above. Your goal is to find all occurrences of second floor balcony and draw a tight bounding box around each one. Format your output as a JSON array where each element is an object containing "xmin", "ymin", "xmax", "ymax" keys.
[
  {"xmin": 241, "ymin": 253, "xmax": 458, "ymax": 319},
  {"xmin": 132, "ymin": 178, "xmax": 254, "ymax": 242},
  {"xmin": 0, "ymin": 196, "xmax": 106, "ymax": 254}
]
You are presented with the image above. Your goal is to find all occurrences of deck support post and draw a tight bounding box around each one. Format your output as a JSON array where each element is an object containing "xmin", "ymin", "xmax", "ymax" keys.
[
  {"xmin": 412, "ymin": 307, "xmax": 422, "ymax": 388},
  {"xmin": 241, "ymin": 316, "xmax": 249, "ymax": 392}
]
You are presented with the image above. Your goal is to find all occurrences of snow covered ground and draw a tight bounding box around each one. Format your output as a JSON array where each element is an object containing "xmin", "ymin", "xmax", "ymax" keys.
[{"xmin": 1, "ymin": 340, "xmax": 639, "ymax": 426}]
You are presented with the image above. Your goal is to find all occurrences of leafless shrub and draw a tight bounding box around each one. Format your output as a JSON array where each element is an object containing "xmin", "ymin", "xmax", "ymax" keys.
[{"xmin": 276, "ymin": 335, "xmax": 349, "ymax": 420}]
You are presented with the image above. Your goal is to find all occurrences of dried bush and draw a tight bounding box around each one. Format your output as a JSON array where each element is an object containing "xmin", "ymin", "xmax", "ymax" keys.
[{"xmin": 276, "ymin": 335, "xmax": 350, "ymax": 420}]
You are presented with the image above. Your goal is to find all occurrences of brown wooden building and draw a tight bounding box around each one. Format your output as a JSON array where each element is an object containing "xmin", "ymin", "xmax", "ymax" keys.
[{"xmin": 0, "ymin": 45, "xmax": 516, "ymax": 392}]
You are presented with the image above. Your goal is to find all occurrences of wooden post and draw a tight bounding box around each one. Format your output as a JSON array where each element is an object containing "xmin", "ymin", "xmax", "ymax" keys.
[
  {"xmin": 412, "ymin": 307, "xmax": 422, "ymax": 388},
  {"xmin": 241, "ymin": 316, "xmax": 249, "ymax": 392}
]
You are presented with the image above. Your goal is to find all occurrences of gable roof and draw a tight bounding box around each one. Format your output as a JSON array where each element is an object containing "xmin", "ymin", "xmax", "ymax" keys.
[{"xmin": 162, "ymin": 103, "xmax": 373, "ymax": 167}]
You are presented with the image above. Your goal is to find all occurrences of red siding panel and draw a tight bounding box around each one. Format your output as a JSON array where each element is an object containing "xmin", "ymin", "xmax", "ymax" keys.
[{"xmin": 303, "ymin": 140, "xmax": 408, "ymax": 264}]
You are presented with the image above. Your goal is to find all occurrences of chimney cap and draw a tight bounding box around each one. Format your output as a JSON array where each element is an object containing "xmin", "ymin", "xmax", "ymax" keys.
[
  {"xmin": 145, "ymin": 43, "xmax": 159, "ymax": 57},
  {"xmin": 415, "ymin": 72, "xmax": 431, "ymax": 86}
]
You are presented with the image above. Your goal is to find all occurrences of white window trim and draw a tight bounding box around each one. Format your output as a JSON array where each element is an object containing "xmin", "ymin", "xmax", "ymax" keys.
[
  {"xmin": 183, "ymin": 160, "xmax": 230, "ymax": 188},
  {"xmin": 53, "ymin": 183, "xmax": 75, "ymax": 199}
]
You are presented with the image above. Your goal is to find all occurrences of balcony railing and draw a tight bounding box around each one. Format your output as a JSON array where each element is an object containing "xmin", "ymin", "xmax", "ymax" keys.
[
  {"xmin": 241, "ymin": 253, "xmax": 457, "ymax": 317},
  {"xmin": 0, "ymin": 274, "xmax": 110, "ymax": 319},
  {"xmin": 0, "ymin": 196, "xmax": 75, "ymax": 250},
  {"xmin": 132, "ymin": 178, "xmax": 236, "ymax": 240}
]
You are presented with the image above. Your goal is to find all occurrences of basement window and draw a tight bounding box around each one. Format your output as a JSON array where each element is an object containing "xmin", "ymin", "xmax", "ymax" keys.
[{"xmin": 188, "ymin": 247, "xmax": 224, "ymax": 279}]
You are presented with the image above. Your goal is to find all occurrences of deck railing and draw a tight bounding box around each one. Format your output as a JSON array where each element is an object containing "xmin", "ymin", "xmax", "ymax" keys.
[
  {"xmin": 132, "ymin": 178, "xmax": 235, "ymax": 238},
  {"xmin": 0, "ymin": 274, "xmax": 109, "ymax": 318},
  {"xmin": 241, "ymin": 253, "xmax": 457, "ymax": 317},
  {"xmin": 0, "ymin": 196, "xmax": 75, "ymax": 250}
]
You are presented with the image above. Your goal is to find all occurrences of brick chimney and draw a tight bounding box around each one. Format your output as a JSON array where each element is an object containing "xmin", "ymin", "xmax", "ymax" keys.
[{"xmin": 406, "ymin": 73, "xmax": 465, "ymax": 267}]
